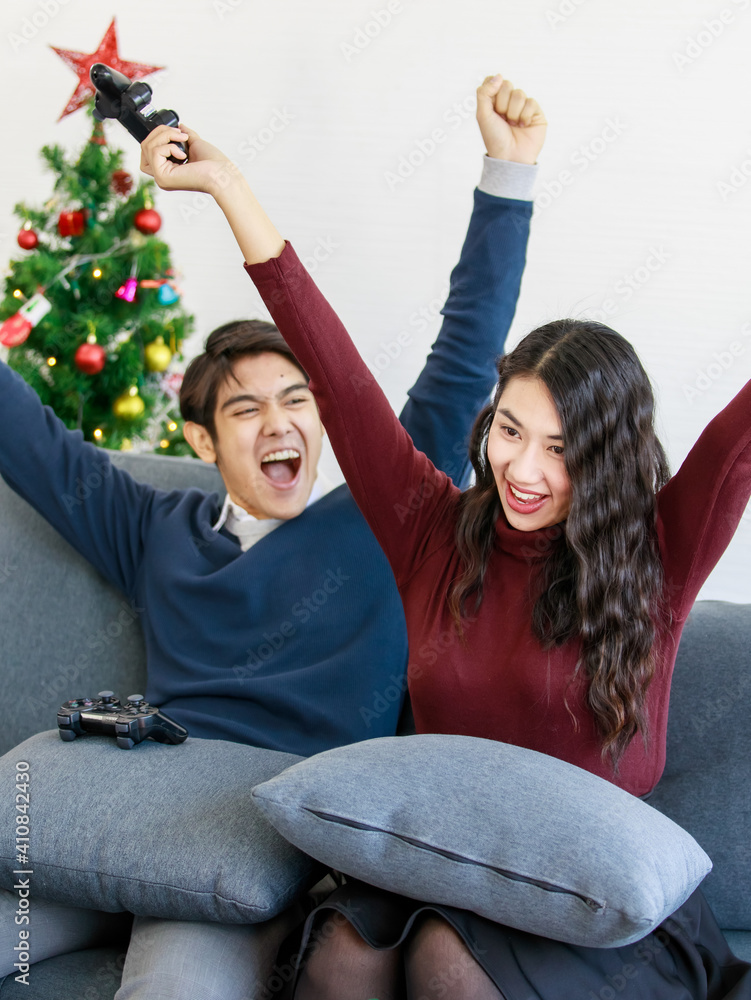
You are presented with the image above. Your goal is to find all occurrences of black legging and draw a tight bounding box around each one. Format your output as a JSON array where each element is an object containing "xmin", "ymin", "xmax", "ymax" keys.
[{"xmin": 293, "ymin": 910, "xmax": 504, "ymax": 1000}]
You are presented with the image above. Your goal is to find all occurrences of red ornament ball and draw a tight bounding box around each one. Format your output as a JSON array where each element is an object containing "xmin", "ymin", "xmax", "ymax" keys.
[
  {"xmin": 58, "ymin": 210, "xmax": 86, "ymax": 237},
  {"xmin": 134, "ymin": 208, "xmax": 162, "ymax": 235},
  {"xmin": 0, "ymin": 313, "xmax": 32, "ymax": 348},
  {"xmin": 17, "ymin": 228, "xmax": 39, "ymax": 250},
  {"xmin": 111, "ymin": 170, "xmax": 133, "ymax": 195},
  {"xmin": 74, "ymin": 342, "xmax": 107, "ymax": 375}
]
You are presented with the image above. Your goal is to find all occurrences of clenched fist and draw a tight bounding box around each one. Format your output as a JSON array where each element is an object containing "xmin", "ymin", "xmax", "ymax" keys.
[{"xmin": 476, "ymin": 75, "xmax": 547, "ymax": 164}]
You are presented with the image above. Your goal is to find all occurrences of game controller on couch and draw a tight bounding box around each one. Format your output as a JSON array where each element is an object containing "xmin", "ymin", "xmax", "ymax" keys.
[{"xmin": 58, "ymin": 691, "xmax": 188, "ymax": 749}]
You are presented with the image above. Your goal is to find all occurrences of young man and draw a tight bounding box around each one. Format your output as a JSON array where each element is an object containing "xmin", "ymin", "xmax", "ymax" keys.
[{"xmin": 0, "ymin": 75, "xmax": 544, "ymax": 999}]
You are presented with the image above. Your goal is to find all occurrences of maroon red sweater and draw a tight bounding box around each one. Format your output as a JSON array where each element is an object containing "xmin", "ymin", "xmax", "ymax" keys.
[{"xmin": 248, "ymin": 244, "xmax": 751, "ymax": 796}]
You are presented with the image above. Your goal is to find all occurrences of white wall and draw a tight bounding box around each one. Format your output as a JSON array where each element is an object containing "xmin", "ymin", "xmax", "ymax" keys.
[{"xmin": 2, "ymin": 0, "xmax": 750, "ymax": 600}]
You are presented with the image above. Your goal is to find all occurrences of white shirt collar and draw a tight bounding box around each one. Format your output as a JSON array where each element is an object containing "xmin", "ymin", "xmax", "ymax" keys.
[{"xmin": 212, "ymin": 471, "xmax": 335, "ymax": 551}]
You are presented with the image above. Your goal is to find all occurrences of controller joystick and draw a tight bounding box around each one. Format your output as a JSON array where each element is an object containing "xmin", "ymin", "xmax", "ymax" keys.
[
  {"xmin": 89, "ymin": 64, "xmax": 188, "ymax": 164},
  {"xmin": 58, "ymin": 693, "xmax": 188, "ymax": 748}
]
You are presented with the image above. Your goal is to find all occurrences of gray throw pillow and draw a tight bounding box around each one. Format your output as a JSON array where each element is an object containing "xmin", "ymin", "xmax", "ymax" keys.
[
  {"xmin": 252, "ymin": 734, "xmax": 711, "ymax": 948},
  {"xmin": 0, "ymin": 731, "xmax": 319, "ymax": 922}
]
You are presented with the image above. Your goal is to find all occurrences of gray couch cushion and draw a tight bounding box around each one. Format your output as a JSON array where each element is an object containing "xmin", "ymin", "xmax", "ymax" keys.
[
  {"xmin": 648, "ymin": 601, "xmax": 751, "ymax": 930},
  {"xmin": 0, "ymin": 731, "xmax": 318, "ymax": 923},
  {"xmin": 0, "ymin": 453, "xmax": 223, "ymax": 757},
  {"xmin": 0, "ymin": 945, "xmax": 126, "ymax": 999},
  {"xmin": 253, "ymin": 734, "xmax": 711, "ymax": 949}
]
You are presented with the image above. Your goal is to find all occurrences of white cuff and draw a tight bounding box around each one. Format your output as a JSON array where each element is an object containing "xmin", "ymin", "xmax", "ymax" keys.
[{"xmin": 478, "ymin": 156, "xmax": 538, "ymax": 202}]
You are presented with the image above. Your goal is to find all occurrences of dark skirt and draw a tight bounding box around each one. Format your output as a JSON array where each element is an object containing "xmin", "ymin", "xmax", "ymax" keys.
[{"xmin": 283, "ymin": 878, "xmax": 751, "ymax": 999}]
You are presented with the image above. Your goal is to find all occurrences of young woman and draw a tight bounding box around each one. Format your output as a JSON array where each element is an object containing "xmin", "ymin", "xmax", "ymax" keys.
[{"xmin": 142, "ymin": 75, "xmax": 751, "ymax": 1000}]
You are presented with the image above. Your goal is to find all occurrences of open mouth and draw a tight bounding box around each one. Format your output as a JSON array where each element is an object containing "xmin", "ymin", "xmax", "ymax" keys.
[
  {"xmin": 509, "ymin": 484, "xmax": 546, "ymax": 503},
  {"xmin": 260, "ymin": 449, "xmax": 302, "ymax": 485},
  {"xmin": 505, "ymin": 481, "xmax": 549, "ymax": 515}
]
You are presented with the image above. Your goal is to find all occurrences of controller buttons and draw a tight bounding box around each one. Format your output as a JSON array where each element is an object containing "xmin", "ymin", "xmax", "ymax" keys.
[
  {"xmin": 126, "ymin": 695, "xmax": 147, "ymax": 716},
  {"xmin": 98, "ymin": 691, "xmax": 120, "ymax": 712}
]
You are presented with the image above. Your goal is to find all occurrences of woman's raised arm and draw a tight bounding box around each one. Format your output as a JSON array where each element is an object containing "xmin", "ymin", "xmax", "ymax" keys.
[{"xmin": 139, "ymin": 76, "xmax": 547, "ymax": 584}]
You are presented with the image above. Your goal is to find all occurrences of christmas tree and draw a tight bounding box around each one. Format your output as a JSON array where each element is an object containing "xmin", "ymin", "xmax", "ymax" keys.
[{"xmin": 0, "ymin": 111, "xmax": 193, "ymax": 455}]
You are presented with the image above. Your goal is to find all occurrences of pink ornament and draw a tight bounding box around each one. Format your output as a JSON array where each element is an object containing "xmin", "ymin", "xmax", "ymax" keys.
[
  {"xmin": 116, "ymin": 277, "xmax": 138, "ymax": 303},
  {"xmin": 160, "ymin": 371, "xmax": 184, "ymax": 400}
]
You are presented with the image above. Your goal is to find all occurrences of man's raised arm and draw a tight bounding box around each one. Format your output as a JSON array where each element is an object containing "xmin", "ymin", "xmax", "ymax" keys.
[{"xmin": 398, "ymin": 76, "xmax": 546, "ymax": 485}]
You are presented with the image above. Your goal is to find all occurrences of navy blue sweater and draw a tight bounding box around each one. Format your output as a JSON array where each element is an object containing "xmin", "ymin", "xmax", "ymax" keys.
[{"xmin": 0, "ymin": 188, "xmax": 531, "ymax": 755}]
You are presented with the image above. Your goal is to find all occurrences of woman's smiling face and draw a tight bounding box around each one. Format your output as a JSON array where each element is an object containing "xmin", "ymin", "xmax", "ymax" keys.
[{"xmin": 487, "ymin": 375, "xmax": 572, "ymax": 531}]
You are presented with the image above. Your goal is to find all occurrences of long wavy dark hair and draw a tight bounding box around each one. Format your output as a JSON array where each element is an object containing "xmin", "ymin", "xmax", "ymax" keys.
[{"xmin": 448, "ymin": 319, "xmax": 671, "ymax": 766}]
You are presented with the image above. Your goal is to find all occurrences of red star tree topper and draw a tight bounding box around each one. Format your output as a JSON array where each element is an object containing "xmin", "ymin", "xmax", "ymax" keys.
[
  {"xmin": 51, "ymin": 18, "xmax": 164, "ymax": 120},
  {"xmin": 0, "ymin": 19, "xmax": 194, "ymax": 453}
]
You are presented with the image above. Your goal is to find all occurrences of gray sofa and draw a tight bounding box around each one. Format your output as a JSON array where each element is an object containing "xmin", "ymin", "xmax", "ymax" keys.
[{"xmin": 0, "ymin": 451, "xmax": 748, "ymax": 997}]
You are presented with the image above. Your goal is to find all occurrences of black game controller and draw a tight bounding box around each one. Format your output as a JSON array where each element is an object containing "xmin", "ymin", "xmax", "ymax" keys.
[
  {"xmin": 58, "ymin": 691, "xmax": 188, "ymax": 749},
  {"xmin": 89, "ymin": 63, "xmax": 188, "ymax": 164}
]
